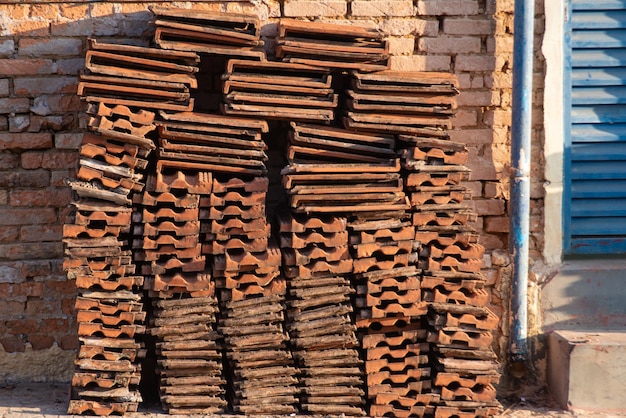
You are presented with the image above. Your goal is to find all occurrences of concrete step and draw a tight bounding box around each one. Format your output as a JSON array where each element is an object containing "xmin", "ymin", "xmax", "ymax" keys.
[{"xmin": 548, "ymin": 330, "xmax": 626, "ymax": 412}]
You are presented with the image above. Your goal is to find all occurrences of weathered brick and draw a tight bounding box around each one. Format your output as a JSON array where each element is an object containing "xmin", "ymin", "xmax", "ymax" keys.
[
  {"xmin": 485, "ymin": 216, "xmax": 510, "ymax": 233},
  {"xmin": 0, "ymin": 152, "xmax": 20, "ymax": 170},
  {"xmin": 418, "ymin": 36, "xmax": 481, "ymax": 54},
  {"xmin": 0, "ymin": 265, "xmax": 20, "ymax": 283},
  {"xmin": 30, "ymin": 4, "xmax": 61, "ymax": 22},
  {"xmin": 21, "ymin": 260, "xmax": 51, "ymax": 279},
  {"xmin": 389, "ymin": 54, "xmax": 451, "ymax": 71},
  {"xmin": 0, "ymin": 59, "xmax": 55, "ymax": 75},
  {"xmin": 14, "ymin": 76, "xmax": 77, "ymax": 96},
  {"xmin": 455, "ymin": 109, "xmax": 478, "ymax": 127},
  {"xmin": 26, "ymin": 299, "xmax": 59, "ymax": 316},
  {"xmin": 18, "ymin": 38, "xmax": 83, "ymax": 57},
  {"xmin": 351, "ymin": 1, "xmax": 414, "ymax": 17},
  {"xmin": 50, "ymin": 17, "xmax": 120, "ymax": 37},
  {"xmin": 60, "ymin": 334, "xmax": 78, "ymax": 350},
  {"xmin": 0, "ymin": 227, "xmax": 18, "ymax": 243},
  {"xmin": 457, "ymin": 89, "xmax": 500, "ymax": 107},
  {"xmin": 455, "ymin": 55, "xmax": 497, "ymax": 72},
  {"xmin": 0, "ymin": 242, "xmax": 63, "ymax": 260},
  {"xmin": 10, "ymin": 188, "xmax": 70, "ymax": 207},
  {"xmin": 444, "ymin": 18, "xmax": 494, "ymax": 35},
  {"xmin": 0, "ymin": 336, "xmax": 26, "ymax": 353},
  {"xmin": 0, "ymin": 40, "xmax": 15, "ymax": 57},
  {"xmin": 417, "ymin": 0, "xmax": 480, "ymax": 15},
  {"xmin": 0, "ymin": 98, "xmax": 31, "ymax": 114},
  {"xmin": 21, "ymin": 151, "xmax": 44, "ymax": 169},
  {"xmin": 59, "ymin": 4, "xmax": 89, "ymax": 20},
  {"xmin": 0, "ymin": 133, "xmax": 52, "ymax": 151},
  {"xmin": 7, "ymin": 319, "xmax": 38, "ymax": 335},
  {"xmin": 387, "ymin": 37, "xmax": 415, "ymax": 55},
  {"xmin": 28, "ymin": 335, "xmax": 54, "ymax": 350},
  {"xmin": 55, "ymin": 58, "xmax": 85, "ymax": 75},
  {"xmin": 54, "ymin": 133, "xmax": 83, "ymax": 150},
  {"xmin": 41, "ymin": 151, "xmax": 78, "ymax": 170},
  {"xmin": 8, "ymin": 21, "xmax": 50, "ymax": 37},
  {"xmin": 20, "ymin": 225, "xmax": 63, "ymax": 243},
  {"xmin": 50, "ymin": 170, "xmax": 71, "ymax": 187},
  {"xmin": 0, "ymin": 170, "xmax": 50, "ymax": 188},
  {"xmin": 9, "ymin": 115, "xmax": 30, "ymax": 133},
  {"xmin": 12, "ymin": 282, "xmax": 44, "ymax": 298},
  {"xmin": 0, "ymin": 208, "xmax": 57, "ymax": 226},
  {"xmin": 0, "ymin": 302, "xmax": 26, "ymax": 319},
  {"xmin": 0, "ymin": 79, "xmax": 9, "ymax": 97},
  {"xmin": 471, "ymin": 199, "xmax": 506, "ymax": 216},
  {"xmin": 378, "ymin": 18, "xmax": 438, "ymax": 36},
  {"xmin": 283, "ymin": 1, "xmax": 347, "ymax": 17}
]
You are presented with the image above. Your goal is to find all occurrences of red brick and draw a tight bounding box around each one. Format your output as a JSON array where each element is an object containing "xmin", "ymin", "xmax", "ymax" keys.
[
  {"xmin": 12, "ymin": 282, "xmax": 44, "ymax": 298},
  {"xmin": 0, "ymin": 242, "xmax": 62, "ymax": 261},
  {"xmin": 46, "ymin": 280, "xmax": 76, "ymax": 297},
  {"xmin": 61, "ymin": 298, "xmax": 76, "ymax": 316},
  {"xmin": 28, "ymin": 334, "xmax": 54, "ymax": 350},
  {"xmin": 417, "ymin": 0, "xmax": 480, "ymax": 15},
  {"xmin": 40, "ymin": 318, "xmax": 70, "ymax": 334},
  {"xmin": 20, "ymin": 225, "xmax": 62, "ymax": 242},
  {"xmin": 485, "ymin": 216, "xmax": 510, "ymax": 233},
  {"xmin": 0, "ymin": 226, "xmax": 19, "ymax": 243},
  {"xmin": 455, "ymin": 55, "xmax": 497, "ymax": 72},
  {"xmin": 0, "ymin": 283, "xmax": 10, "ymax": 298},
  {"xmin": 60, "ymin": 334, "xmax": 78, "ymax": 350},
  {"xmin": 418, "ymin": 36, "xmax": 481, "ymax": 54},
  {"xmin": 0, "ymin": 59, "xmax": 54, "ymax": 75},
  {"xmin": 0, "ymin": 208, "xmax": 57, "ymax": 226},
  {"xmin": 0, "ymin": 336, "xmax": 26, "ymax": 353},
  {"xmin": 7, "ymin": 319, "xmax": 38, "ymax": 334},
  {"xmin": 18, "ymin": 38, "xmax": 83, "ymax": 57},
  {"xmin": 0, "ymin": 170, "xmax": 50, "ymax": 188},
  {"xmin": 0, "ymin": 152, "xmax": 19, "ymax": 169},
  {"xmin": 20, "ymin": 260, "xmax": 51, "ymax": 279},
  {"xmin": 0, "ymin": 133, "xmax": 52, "ymax": 151},
  {"xmin": 55, "ymin": 133, "xmax": 83, "ymax": 149},
  {"xmin": 471, "ymin": 199, "xmax": 506, "ymax": 216},
  {"xmin": 41, "ymin": 151, "xmax": 78, "ymax": 170},
  {"xmin": 42, "ymin": 94, "xmax": 84, "ymax": 113},
  {"xmin": 21, "ymin": 152, "xmax": 44, "ymax": 169},
  {"xmin": 26, "ymin": 299, "xmax": 59, "ymax": 316},
  {"xmin": 444, "ymin": 18, "xmax": 494, "ymax": 35},
  {"xmin": 50, "ymin": 170, "xmax": 71, "ymax": 186},
  {"xmin": 10, "ymin": 188, "xmax": 70, "ymax": 207},
  {"xmin": 14, "ymin": 76, "xmax": 77, "ymax": 96}
]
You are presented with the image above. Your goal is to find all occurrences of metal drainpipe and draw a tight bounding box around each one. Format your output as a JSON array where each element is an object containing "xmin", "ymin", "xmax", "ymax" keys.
[{"xmin": 509, "ymin": 0, "xmax": 535, "ymax": 376}]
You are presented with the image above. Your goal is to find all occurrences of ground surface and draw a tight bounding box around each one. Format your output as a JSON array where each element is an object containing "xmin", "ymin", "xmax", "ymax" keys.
[{"xmin": 0, "ymin": 383, "xmax": 624, "ymax": 418}]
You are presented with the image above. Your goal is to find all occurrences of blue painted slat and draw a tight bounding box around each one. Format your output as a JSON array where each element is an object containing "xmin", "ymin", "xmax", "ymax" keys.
[
  {"xmin": 571, "ymin": 104, "xmax": 626, "ymax": 123},
  {"xmin": 572, "ymin": 68, "xmax": 626, "ymax": 86},
  {"xmin": 572, "ymin": 49, "xmax": 626, "ymax": 67},
  {"xmin": 571, "ymin": 86, "xmax": 626, "ymax": 104},
  {"xmin": 572, "ymin": 30, "xmax": 626, "ymax": 48},
  {"xmin": 571, "ymin": 123, "xmax": 626, "ymax": 142},
  {"xmin": 571, "ymin": 198, "xmax": 626, "ymax": 216},
  {"xmin": 571, "ymin": 180, "xmax": 626, "ymax": 197},
  {"xmin": 571, "ymin": 217, "xmax": 626, "ymax": 235},
  {"xmin": 566, "ymin": 1, "xmax": 626, "ymax": 254},
  {"xmin": 569, "ymin": 238, "xmax": 626, "ymax": 255},
  {"xmin": 571, "ymin": 142, "xmax": 626, "ymax": 160},
  {"xmin": 573, "ymin": 0, "xmax": 626, "ymax": 10},
  {"xmin": 572, "ymin": 11, "xmax": 626, "ymax": 29},
  {"xmin": 571, "ymin": 161, "xmax": 626, "ymax": 179}
]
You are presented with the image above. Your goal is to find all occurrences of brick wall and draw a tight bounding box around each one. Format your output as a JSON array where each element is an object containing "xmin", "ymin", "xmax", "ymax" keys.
[{"xmin": 0, "ymin": 0, "xmax": 546, "ymax": 383}]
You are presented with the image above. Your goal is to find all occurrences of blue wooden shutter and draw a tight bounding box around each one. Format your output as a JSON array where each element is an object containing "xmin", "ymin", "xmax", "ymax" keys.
[{"xmin": 565, "ymin": 0, "xmax": 626, "ymax": 254}]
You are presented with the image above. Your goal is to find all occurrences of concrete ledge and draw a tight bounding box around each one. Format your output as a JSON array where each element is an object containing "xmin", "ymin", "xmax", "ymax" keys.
[{"xmin": 548, "ymin": 330, "xmax": 626, "ymax": 412}]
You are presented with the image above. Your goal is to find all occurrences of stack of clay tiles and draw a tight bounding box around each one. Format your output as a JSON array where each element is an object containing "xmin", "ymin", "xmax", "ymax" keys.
[
  {"xmin": 151, "ymin": 6, "xmax": 266, "ymax": 59},
  {"xmin": 370, "ymin": 71, "xmax": 501, "ymax": 418},
  {"xmin": 210, "ymin": 176, "xmax": 299, "ymax": 415},
  {"xmin": 65, "ymin": 40, "xmax": 175, "ymax": 415},
  {"xmin": 278, "ymin": 211, "xmax": 364, "ymax": 416},
  {"xmin": 222, "ymin": 60, "xmax": 336, "ymax": 123},
  {"xmin": 277, "ymin": 20, "xmax": 389, "ymax": 71}
]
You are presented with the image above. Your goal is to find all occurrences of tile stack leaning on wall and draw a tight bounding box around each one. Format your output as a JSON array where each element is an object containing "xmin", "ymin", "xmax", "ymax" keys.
[{"xmin": 63, "ymin": 6, "xmax": 502, "ymax": 418}]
